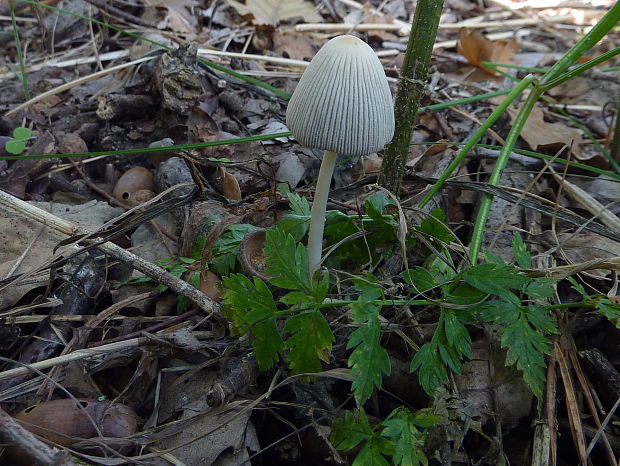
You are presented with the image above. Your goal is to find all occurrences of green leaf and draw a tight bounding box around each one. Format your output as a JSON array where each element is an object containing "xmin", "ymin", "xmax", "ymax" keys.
[
  {"xmin": 264, "ymin": 228, "xmax": 313, "ymax": 294},
  {"xmin": 331, "ymin": 409, "xmax": 373, "ymax": 451},
  {"xmin": 462, "ymin": 263, "xmax": 529, "ymax": 298},
  {"xmin": 512, "ymin": 232, "xmax": 531, "ymax": 268},
  {"xmin": 211, "ymin": 224, "xmax": 262, "ymax": 275},
  {"xmin": 401, "ymin": 267, "xmax": 437, "ymax": 295},
  {"xmin": 416, "ymin": 208, "xmax": 455, "ymax": 243},
  {"xmin": 348, "ymin": 319, "xmax": 391, "ymax": 406},
  {"xmin": 222, "ymin": 274, "xmax": 283, "ymax": 369},
  {"xmin": 410, "ymin": 309, "xmax": 472, "ymax": 396},
  {"xmin": 365, "ymin": 192, "xmax": 396, "ymax": 225},
  {"xmin": 354, "ymin": 439, "xmax": 393, "ymax": 466},
  {"xmin": 410, "ymin": 343, "xmax": 447, "ymax": 396},
  {"xmin": 381, "ymin": 409, "xmax": 430, "ymax": 466},
  {"xmin": 5, "ymin": 139, "xmax": 25, "ymax": 155},
  {"xmin": 596, "ymin": 299, "xmax": 620, "ymax": 329},
  {"xmin": 12, "ymin": 126, "xmax": 32, "ymax": 139},
  {"xmin": 284, "ymin": 310, "xmax": 334, "ymax": 373},
  {"xmin": 480, "ymin": 300, "xmax": 555, "ymax": 398}
]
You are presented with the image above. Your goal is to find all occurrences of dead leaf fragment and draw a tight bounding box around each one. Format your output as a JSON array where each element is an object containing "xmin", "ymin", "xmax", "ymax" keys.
[
  {"xmin": 457, "ymin": 28, "xmax": 519, "ymax": 75},
  {"xmin": 228, "ymin": 0, "xmax": 320, "ymax": 26},
  {"xmin": 220, "ymin": 166, "xmax": 242, "ymax": 200},
  {"xmin": 509, "ymin": 104, "xmax": 582, "ymax": 157}
]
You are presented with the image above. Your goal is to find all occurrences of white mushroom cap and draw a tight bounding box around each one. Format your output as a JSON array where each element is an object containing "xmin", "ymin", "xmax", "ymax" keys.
[{"xmin": 286, "ymin": 35, "xmax": 395, "ymax": 157}]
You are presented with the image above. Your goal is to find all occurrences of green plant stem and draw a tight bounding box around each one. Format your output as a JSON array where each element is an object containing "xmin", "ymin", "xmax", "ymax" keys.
[
  {"xmin": 378, "ymin": 0, "xmax": 445, "ymax": 193},
  {"xmin": 0, "ymin": 132, "xmax": 293, "ymax": 161},
  {"xmin": 418, "ymin": 74, "xmax": 535, "ymax": 208},
  {"xmin": 469, "ymin": 89, "xmax": 538, "ymax": 262},
  {"xmin": 308, "ymin": 150, "xmax": 338, "ymax": 275},
  {"xmin": 8, "ymin": 0, "xmax": 30, "ymax": 100},
  {"xmin": 612, "ymin": 89, "xmax": 620, "ymax": 164}
]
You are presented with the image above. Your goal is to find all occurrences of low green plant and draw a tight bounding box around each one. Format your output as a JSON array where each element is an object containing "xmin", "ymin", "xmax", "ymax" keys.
[
  {"xmin": 5, "ymin": 126, "xmax": 32, "ymax": 154},
  {"xmin": 331, "ymin": 406, "xmax": 440, "ymax": 466},
  {"xmin": 220, "ymin": 192, "xmax": 620, "ymax": 464}
]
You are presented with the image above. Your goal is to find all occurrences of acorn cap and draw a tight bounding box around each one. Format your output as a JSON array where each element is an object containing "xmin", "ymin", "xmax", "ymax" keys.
[{"xmin": 286, "ymin": 35, "xmax": 395, "ymax": 157}]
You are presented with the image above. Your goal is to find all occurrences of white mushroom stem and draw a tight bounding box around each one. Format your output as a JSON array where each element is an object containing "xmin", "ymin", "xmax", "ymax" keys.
[{"xmin": 308, "ymin": 150, "xmax": 338, "ymax": 275}]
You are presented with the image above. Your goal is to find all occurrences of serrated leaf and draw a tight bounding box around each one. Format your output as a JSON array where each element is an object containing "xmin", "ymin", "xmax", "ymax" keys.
[
  {"xmin": 228, "ymin": 0, "xmax": 320, "ymax": 26},
  {"xmin": 401, "ymin": 267, "xmax": 437, "ymax": 295},
  {"xmin": 416, "ymin": 208, "xmax": 455, "ymax": 243},
  {"xmin": 264, "ymin": 228, "xmax": 312, "ymax": 294},
  {"xmin": 347, "ymin": 320, "xmax": 391, "ymax": 406},
  {"xmin": 597, "ymin": 299, "xmax": 620, "ymax": 328},
  {"xmin": 381, "ymin": 411, "xmax": 429, "ymax": 466},
  {"xmin": 410, "ymin": 343, "xmax": 447, "ymax": 396},
  {"xmin": 462, "ymin": 263, "xmax": 529, "ymax": 298},
  {"xmin": 512, "ymin": 232, "xmax": 531, "ymax": 268},
  {"xmin": 365, "ymin": 192, "xmax": 396, "ymax": 225},
  {"xmin": 284, "ymin": 310, "xmax": 334, "ymax": 373},
  {"xmin": 354, "ymin": 439, "xmax": 393, "ymax": 466},
  {"xmin": 331, "ymin": 409, "xmax": 373, "ymax": 451},
  {"xmin": 222, "ymin": 274, "xmax": 283, "ymax": 368},
  {"xmin": 480, "ymin": 300, "xmax": 554, "ymax": 398}
]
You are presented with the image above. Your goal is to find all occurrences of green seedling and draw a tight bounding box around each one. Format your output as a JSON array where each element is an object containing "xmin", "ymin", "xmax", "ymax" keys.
[{"xmin": 5, "ymin": 126, "xmax": 33, "ymax": 155}]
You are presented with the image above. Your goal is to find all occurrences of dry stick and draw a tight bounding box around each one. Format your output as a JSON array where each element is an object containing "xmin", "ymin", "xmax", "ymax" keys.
[
  {"xmin": 0, "ymin": 189, "xmax": 220, "ymax": 317},
  {"xmin": 295, "ymin": 12, "xmax": 604, "ymax": 33},
  {"xmin": 0, "ymin": 406, "xmax": 78, "ymax": 466},
  {"xmin": 378, "ymin": 0, "xmax": 445, "ymax": 193}
]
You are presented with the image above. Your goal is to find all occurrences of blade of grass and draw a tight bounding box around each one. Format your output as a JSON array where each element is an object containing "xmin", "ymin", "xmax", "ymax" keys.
[
  {"xmin": 8, "ymin": 0, "xmax": 30, "ymax": 100},
  {"xmin": 417, "ymin": 74, "xmax": 535, "ymax": 208},
  {"xmin": 0, "ymin": 132, "xmax": 292, "ymax": 161}
]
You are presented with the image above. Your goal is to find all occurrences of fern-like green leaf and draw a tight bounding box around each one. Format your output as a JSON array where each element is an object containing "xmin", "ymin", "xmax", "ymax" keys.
[
  {"xmin": 348, "ymin": 320, "xmax": 390, "ymax": 406},
  {"xmin": 410, "ymin": 309, "xmax": 472, "ymax": 396},
  {"xmin": 481, "ymin": 300, "xmax": 556, "ymax": 398},
  {"xmin": 222, "ymin": 274, "xmax": 283, "ymax": 369},
  {"xmin": 284, "ymin": 310, "xmax": 334, "ymax": 373},
  {"xmin": 264, "ymin": 228, "xmax": 313, "ymax": 294},
  {"xmin": 462, "ymin": 263, "xmax": 529, "ymax": 299},
  {"xmin": 381, "ymin": 407, "xmax": 436, "ymax": 466}
]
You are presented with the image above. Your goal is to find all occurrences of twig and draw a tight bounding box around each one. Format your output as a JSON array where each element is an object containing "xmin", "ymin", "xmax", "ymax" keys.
[{"xmin": 0, "ymin": 189, "xmax": 220, "ymax": 317}]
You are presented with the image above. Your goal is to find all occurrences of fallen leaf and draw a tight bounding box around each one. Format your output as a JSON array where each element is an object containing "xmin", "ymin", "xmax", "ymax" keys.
[
  {"xmin": 457, "ymin": 28, "xmax": 519, "ymax": 76},
  {"xmin": 361, "ymin": 5, "xmax": 398, "ymax": 41},
  {"xmin": 144, "ymin": 0, "xmax": 198, "ymax": 34},
  {"xmin": 272, "ymin": 31, "xmax": 317, "ymax": 61},
  {"xmin": 508, "ymin": 104, "xmax": 582, "ymax": 157},
  {"xmin": 220, "ymin": 166, "xmax": 242, "ymax": 200},
  {"xmin": 228, "ymin": 0, "xmax": 320, "ymax": 26}
]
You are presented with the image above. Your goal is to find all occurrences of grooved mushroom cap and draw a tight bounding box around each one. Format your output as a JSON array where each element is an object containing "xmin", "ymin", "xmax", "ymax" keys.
[{"xmin": 286, "ymin": 35, "xmax": 395, "ymax": 157}]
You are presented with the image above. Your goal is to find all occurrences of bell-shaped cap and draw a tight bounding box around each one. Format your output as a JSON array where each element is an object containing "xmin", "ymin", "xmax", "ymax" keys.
[{"xmin": 286, "ymin": 35, "xmax": 395, "ymax": 157}]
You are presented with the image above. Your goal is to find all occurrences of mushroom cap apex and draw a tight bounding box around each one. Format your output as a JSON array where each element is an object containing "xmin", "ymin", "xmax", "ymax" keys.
[{"xmin": 286, "ymin": 35, "xmax": 395, "ymax": 157}]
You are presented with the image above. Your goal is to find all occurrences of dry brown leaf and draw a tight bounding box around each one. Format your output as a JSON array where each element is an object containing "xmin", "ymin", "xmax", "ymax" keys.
[
  {"xmin": 144, "ymin": 0, "xmax": 198, "ymax": 34},
  {"xmin": 272, "ymin": 31, "xmax": 317, "ymax": 61},
  {"xmin": 361, "ymin": 5, "xmax": 398, "ymax": 41},
  {"xmin": 508, "ymin": 104, "xmax": 582, "ymax": 157},
  {"xmin": 220, "ymin": 167, "xmax": 242, "ymax": 200},
  {"xmin": 457, "ymin": 28, "xmax": 519, "ymax": 75},
  {"xmin": 228, "ymin": 0, "xmax": 320, "ymax": 26}
]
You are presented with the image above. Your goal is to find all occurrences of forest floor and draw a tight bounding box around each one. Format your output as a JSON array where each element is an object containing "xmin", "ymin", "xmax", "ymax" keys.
[{"xmin": 0, "ymin": 0, "xmax": 619, "ymax": 465}]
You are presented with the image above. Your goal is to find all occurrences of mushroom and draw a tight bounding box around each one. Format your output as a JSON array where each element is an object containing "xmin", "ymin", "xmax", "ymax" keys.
[{"xmin": 286, "ymin": 35, "xmax": 394, "ymax": 275}]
